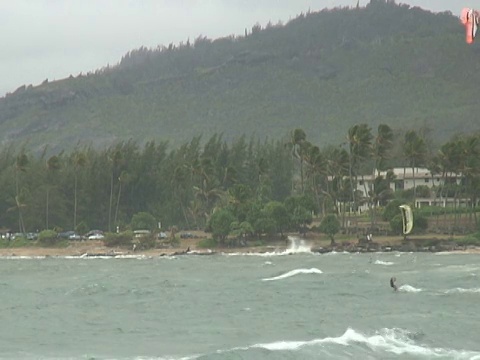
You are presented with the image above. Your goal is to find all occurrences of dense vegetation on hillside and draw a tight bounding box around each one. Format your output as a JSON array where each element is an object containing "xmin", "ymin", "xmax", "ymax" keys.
[{"xmin": 0, "ymin": 1, "xmax": 479, "ymax": 152}]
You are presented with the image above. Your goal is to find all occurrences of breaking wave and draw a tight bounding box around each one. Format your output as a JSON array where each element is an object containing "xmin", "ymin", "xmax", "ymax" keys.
[
  {"xmin": 398, "ymin": 284, "xmax": 423, "ymax": 293},
  {"xmin": 262, "ymin": 268, "xmax": 323, "ymax": 281},
  {"xmin": 374, "ymin": 260, "xmax": 394, "ymax": 265},
  {"xmin": 225, "ymin": 236, "xmax": 313, "ymax": 257},
  {"xmin": 445, "ymin": 287, "xmax": 480, "ymax": 294},
  {"xmin": 188, "ymin": 328, "xmax": 480, "ymax": 359}
]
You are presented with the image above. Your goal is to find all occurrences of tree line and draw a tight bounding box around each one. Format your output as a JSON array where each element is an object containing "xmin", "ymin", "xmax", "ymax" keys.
[{"xmin": 1, "ymin": 125, "xmax": 479, "ymax": 242}]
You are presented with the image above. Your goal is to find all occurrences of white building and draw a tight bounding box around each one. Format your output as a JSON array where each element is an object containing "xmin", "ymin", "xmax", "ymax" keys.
[{"xmin": 355, "ymin": 167, "xmax": 464, "ymax": 209}]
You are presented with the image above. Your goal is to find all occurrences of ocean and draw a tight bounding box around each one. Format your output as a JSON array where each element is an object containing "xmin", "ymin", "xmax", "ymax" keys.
[{"xmin": 1, "ymin": 239, "xmax": 479, "ymax": 360}]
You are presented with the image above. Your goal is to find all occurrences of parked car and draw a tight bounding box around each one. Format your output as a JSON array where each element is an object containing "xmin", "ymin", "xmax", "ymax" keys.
[
  {"xmin": 85, "ymin": 230, "xmax": 104, "ymax": 238},
  {"xmin": 87, "ymin": 233, "xmax": 105, "ymax": 240},
  {"xmin": 133, "ymin": 230, "xmax": 151, "ymax": 238},
  {"xmin": 58, "ymin": 231, "xmax": 76, "ymax": 239},
  {"xmin": 180, "ymin": 232, "xmax": 195, "ymax": 239},
  {"xmin": 69, "ymin": 233, "xmax": 83, "ymax": 241}
]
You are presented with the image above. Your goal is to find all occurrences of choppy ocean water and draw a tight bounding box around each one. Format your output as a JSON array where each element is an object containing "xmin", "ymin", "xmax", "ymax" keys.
[{"xmin": 1, "ymin": 239, "xmax": 480, "ymax": 359}]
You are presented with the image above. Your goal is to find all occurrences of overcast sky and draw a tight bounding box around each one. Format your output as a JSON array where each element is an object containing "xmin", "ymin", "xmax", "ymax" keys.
[{"xmin": 0, "ymin": 0, "xmax": 465, "ymax": 96}]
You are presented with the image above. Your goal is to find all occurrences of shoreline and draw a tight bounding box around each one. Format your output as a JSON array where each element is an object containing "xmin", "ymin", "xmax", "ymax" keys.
[{"xmin": 0, "ymin": 238, "xmax": 479, "ymax": 257}]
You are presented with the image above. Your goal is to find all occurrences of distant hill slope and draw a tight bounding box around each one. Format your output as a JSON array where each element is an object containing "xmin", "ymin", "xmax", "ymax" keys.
[{"xmin": 1, "ymin": 0, "xmax": 479, "ymax": 152}]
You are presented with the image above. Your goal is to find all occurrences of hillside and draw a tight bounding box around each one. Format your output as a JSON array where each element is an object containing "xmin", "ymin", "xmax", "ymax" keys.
[{"xmin": 1, "ymin": 0, "xmax": 479, "ymax": 152}]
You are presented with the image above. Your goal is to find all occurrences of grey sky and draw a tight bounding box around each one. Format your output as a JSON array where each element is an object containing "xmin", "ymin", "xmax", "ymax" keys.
[{"xmin": 0, "ymin": 0, "xmax": 464, "ymax": 96}]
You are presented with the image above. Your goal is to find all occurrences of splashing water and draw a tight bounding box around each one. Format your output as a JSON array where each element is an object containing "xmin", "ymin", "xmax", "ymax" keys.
[{"xmin": 286, "ymin": 236, "xmax": 312, "ymax": 254}]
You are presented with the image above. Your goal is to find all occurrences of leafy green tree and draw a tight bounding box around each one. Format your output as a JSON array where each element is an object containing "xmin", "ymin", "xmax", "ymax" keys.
[
  {"xmin": 37, "ymin": 229, "xmax": 59, "ymax": 246},
  {"xmin": 390, "ymin": 214, "xmax": 403, "ymax": 236},
  {"xmin": 130, "ymin": 212, "xmax": 156, "ymax": 231},
  {"xmin": 230, "ymin": 221, "xmax": 254, "ymax": 245},
  {"xmin": 319, "ymin": 214, "xmax": 340, "ymax": 245},
  {"xmin": 382, "ymin": 199, "xmax": 404, "ymax": 222},
  {"xmin": 227, "ymin": 184, "xmax": 253, "ymax": 222},
  {"xmin": 253, "ymin": 217, "xmax": 276, "ymax": 237},
  {"xmin": 209, "ymin": 208, "xmax": 235, "ymax": 243},
  {"xmin": 264, "ymin": 201, "xmax": 289, "ymax": 237},
  {"xmin": 292, "ymin": 206, "xmax": 312, "ymax": 234}
]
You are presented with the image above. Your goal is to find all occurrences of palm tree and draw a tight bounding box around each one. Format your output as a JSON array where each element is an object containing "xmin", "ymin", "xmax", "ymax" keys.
[
  {"xmin": 369, "ymin": 124, "xmax": 394, "ymax": 229},
  {"xmin": 451, "ymin": 135, "xmax": 480, "ymax": 229},
  {"xmin": 45, "ymin": 155, "xmax": 61, "ymax": 229},
  {"xmin": 347, "ymin": 124, "xmax": 373, "ymax": 213},
  {"xmin": 72, "ymin": 151, "xmax": 87, "ymax": 231},
  {"xmin": 373, "ymin": 124, "xmax": 394, "ymax": 172},
  {"xmin": 403, "ymin": 130, "xmax": 427, "ymax": 205},
  {"xmin": 14, "ymin": 152, "xmax": 29, "ymax": 233},
  {"xmin": 114, "ymin": 170, "xmax": 130, "ymax": 229},
  {"xmin": 304, "ymin": 145, "xmax": 326, "ymax": 214},
  {"xmin": 287, "ymin": 128, "xmax": 306, "ymax": 193},
  {"xmin": 324, "ymin": 146, "xmax": 350, "ymax": 223},
  {"xmin": 369, "ymin": 170, "xmax": 395, "ymax": 229},
  {"xmin": 108, "ymin": 149, "xmax": 124, "ymax": 232},
  {"xmin": 436, "ymin": 140, "xmax": 461, "ymax": 228}
]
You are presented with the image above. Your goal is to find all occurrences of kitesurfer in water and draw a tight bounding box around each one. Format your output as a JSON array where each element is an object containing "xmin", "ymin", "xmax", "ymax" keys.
[{"xmin": 390, "ymin": 277, "xmax": 398, "ymax": 291}]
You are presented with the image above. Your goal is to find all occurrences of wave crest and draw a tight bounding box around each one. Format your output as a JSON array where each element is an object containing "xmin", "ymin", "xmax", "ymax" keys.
[
  {"xmin": 374, "ymin": 260, "xmax": 394, "ymax": 266},
  {"xmin": 398, "ymin": 284, "xmax": 423, "ymax": 293},
  {"xmin": 445, "ymin": 287, "xmax": 480, "ymax": 294},
  {"xmin": 249, "ymin": 328, "xmax": 480, "ymax": 358},
  {"xmin": 262, "ymin": 268, "xmax": 323, "ymax": 281}
]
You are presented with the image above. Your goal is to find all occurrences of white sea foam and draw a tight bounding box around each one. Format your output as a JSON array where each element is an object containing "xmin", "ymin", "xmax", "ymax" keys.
[
  {"xmin": 374, "ymin": 260, "xmax": 394, "ymax": 266},
  {"xmin": 445, "ymin": 287, "xmax": 480, "ymax": 294},
  {"xmin": 0, "ymin": 255, "xmax": 47, "ymax": 260},
  {"xmin": 438, "ymin": 264, "xmax": 480, "ymax": 273},
  {"xmin": 226, "ymin": 236, "xmax": 312, "ymax": 257},
  {"xmin": 398, "ymin": 284, "xmax": 423, "ymax": 293},
  {"xmin": 285, "ymin": 236, "xmax": 312, "ymax": 254},
  {"xmin": 132, "ymin": 356, "xmax": 198, "ymax": 360},
  {"xmin": 246, "ymin": 328, "xmax": 480, "ymax": 359},
  {"xmin": 262, "ymin": 268, "xmax": 323, "ymax": 281}
]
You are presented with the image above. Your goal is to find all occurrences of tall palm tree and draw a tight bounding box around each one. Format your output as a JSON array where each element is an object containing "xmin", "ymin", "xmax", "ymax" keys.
[
  {"xmin": 15, "ymin": 152, "xmax": 29, "ymax": 233},
  {"xmin": 347, "ymin": 124, "xmax": 373, "ymax": 213},
  {"xmin": 369, "ymin": 170, "xmax": 395, "ymax": 229},
  {"xmin": 114, "ymin": 170, "xmax": 130, "ymax": 229},
  {"xmin": 72, "ymin": 151, "xmax": 87, "ymax": 231},
  {"xmin": 452, "ymin": 135, "xmax": 480, "ymax": 228},
  {"xmin": 45, "ymin": 155, "xmax": 61, "ymax": 229},
  {"xmin": 304, "ymin": 145, "xmax": 326, "ymax": 214},
  {"xmin": 436, "ymin": 140, "xmax": 461, "ymax": 227},
  {"xmin": 373, "ymin": 124, "xmax": 394, "ymax": 172},
  {"xmin": 403, "ymin": 130, "xmax": 427, "ymax": 205},
  {"xmin": 287, "ymin": 128, "xmax": 306, "ymax": 193},
  {"xmin": 108, "ymin": 149, "xmax": 124, "ymax": 232},
  {"xmin": 325, "ymin": 146, "xmax": 350, "ymax": 222}
]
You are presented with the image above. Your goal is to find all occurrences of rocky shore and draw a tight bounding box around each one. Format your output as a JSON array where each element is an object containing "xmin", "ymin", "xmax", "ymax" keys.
[{"xmin": 0, "ymin": 235, "xmax": 478, "ymax": 257}]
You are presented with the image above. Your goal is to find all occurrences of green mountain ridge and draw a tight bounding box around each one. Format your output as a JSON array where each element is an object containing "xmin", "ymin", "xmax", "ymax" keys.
[{"xmin": 1, "ymin": 1, "xmax": 479, "ymax": 152}]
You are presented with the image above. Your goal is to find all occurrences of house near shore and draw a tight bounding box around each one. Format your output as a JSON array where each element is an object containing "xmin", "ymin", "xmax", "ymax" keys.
[{"xmin": 353, "ymin": 167, "xmax": 469, "ymax": 211}]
